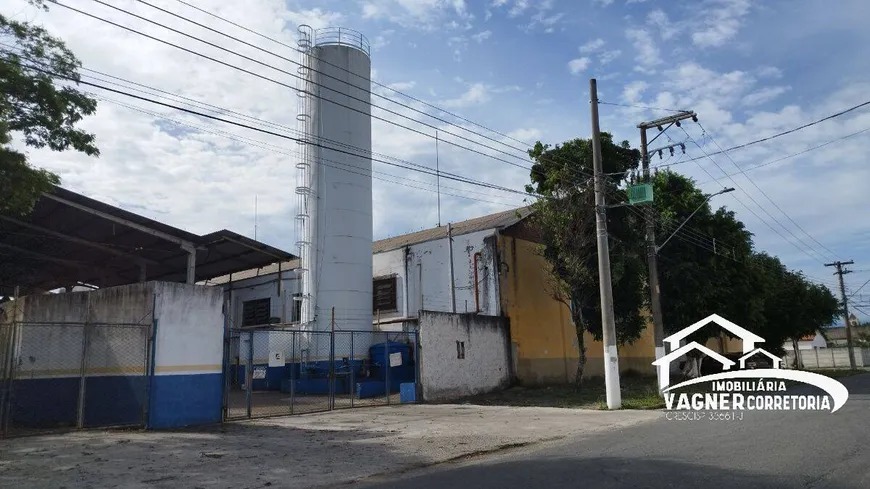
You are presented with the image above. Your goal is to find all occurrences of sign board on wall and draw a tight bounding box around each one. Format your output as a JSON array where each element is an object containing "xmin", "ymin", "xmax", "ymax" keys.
[
  {"xmin": 253, "ymin": 367, "xmax": 266, "ymax": 379},
  {"xmin": 389, "ymin": 352, "xmax": 402, "ymax": 367},
  {"xmin": 269, "ymin": 351, "xmax": 284, "ymax": 367}
]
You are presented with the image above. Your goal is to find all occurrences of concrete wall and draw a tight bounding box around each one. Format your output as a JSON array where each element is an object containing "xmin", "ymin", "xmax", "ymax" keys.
[
  {"xmin": 149, "ymin": 282, "xmax": 224, "ymax": 429},
  {"xmin": 784, "ymin": 347, "xmax": 870, "ymax": 369},
  {"xmin": 225, "ymin": 272, "xmax": 301, "ymax": 328},
  {"xmin": 1, "ymin": 282, "xmax": 224, "ymax": 430},
  {"xmin": 418, "ymin": 311, "xmax": 510, "ymax": 401}
]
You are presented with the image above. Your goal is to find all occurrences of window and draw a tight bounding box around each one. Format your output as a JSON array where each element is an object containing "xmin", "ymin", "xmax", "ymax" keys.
[
  {"xmin": 373, "ymin": 276, "xmax": 398, "ymax": 313},
  {"xmin": 292, "ymin": 293, "xmax": 303, "ymax": 323},
  {"xmin": 241, "ymin": 298, "xmax": 271, "ymax": 327},
  {"xmin": 456, "ymin": 341, "xmax": 465, "ymax": 359}
]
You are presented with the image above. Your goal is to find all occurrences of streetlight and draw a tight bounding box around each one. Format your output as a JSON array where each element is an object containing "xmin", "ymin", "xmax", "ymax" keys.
[{"xmin": 655, "ymin": 187, "xmax": 735, "ymax": 253}]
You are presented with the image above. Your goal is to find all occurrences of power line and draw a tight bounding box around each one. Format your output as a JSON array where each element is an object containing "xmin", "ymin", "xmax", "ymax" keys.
[
  {"xmin": 3, "ymin": 48, "xmax": 536, "ymax": 200},
  {"xmin": 649, "ymin": 99, "xmax": 870, "ymax": 167},
  {"xmin": 696, "ymin": 121, "xmax": 841, "ymax": 262},
  {"xmin": 690, "ymin": 126, "xmax": 870, "ymax": 182},
  {"xmin": 598, "ymin": 101, "xmax": 688, "ymax": 113},
  {"xmin": 679, "ymin": 126, "xmax": 830, "ymax": 266},
  {"xmin": 90, "ymin": 92, "xmax": 519, "ymax": 208},
  {"xmin": 51, "ymin": 1, "xmax": 539, "ymax": 175},
  {"xmin": 127, "ymin": 0, "xmax": 535, "ymax": 159},
  {"xmin": 849, "ymin": 277, "xmax": 870, "ymax": 299},
  {"xmin": 169, "ymin": 0, "xmax": 537, "ymax": 150}
]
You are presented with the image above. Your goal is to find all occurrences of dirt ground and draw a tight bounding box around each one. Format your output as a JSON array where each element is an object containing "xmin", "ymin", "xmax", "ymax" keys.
[{"xmin": 0, "ymin": 404, "xmax": 659, "ymax": 489}]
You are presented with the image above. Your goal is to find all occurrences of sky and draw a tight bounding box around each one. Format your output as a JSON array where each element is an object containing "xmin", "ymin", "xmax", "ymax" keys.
[{"xmin": 5, "ymin": 0, "xmax": 870, "ymax": 318}]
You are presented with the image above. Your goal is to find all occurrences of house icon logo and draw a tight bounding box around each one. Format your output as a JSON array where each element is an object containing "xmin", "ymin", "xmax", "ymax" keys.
[{"xmin": 652, "ymin": 314, "xmax": 850, "ymax": 414}]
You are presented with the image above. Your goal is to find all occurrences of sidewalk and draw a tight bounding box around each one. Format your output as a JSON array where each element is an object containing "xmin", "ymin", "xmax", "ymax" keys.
[{"xmin": 0, "ymin": 405, "xmax": 659, "ymax": 489}]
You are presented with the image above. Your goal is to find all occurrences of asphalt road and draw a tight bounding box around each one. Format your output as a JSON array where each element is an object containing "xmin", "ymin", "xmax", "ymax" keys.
[{"xmin": 357, "ymin": 373, "xmax": 870, "ymax": 489}]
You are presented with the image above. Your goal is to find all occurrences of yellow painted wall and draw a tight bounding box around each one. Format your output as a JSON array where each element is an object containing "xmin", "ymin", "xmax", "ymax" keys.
[{"xmin": 498, "ymin": 235, "xmax": 656, "ymax": 384}]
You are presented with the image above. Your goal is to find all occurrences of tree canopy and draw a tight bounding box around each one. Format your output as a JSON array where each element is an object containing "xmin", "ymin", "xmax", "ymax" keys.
[
  {"xmin": 525, "ymin": 134, "xmax": 646, "ymax": 383},
  {"xmin": 527, "ymin": 138, "xmax": 840, "ymax": 382},
  {"xmin": 1, "ymin": 8, "xmax": 99, "ymax": 215}
]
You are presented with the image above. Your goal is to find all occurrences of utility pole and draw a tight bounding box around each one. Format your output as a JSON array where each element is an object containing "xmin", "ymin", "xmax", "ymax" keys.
[
  {"xmin": 590, "ymin": 78, "xmax": 621, "ymax": 409},
  {"xmin": 638, "ymin": 110, "xmax": 697, "ymax": 389},
  {"xmin": 826, "ymin": 260, "xmax": 856, "ymax": 369}
]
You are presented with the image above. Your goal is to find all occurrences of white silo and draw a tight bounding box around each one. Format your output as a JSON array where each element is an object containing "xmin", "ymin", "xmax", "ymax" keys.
[{"xmin": 295, "ymin": 26, "xmax": 373, "ymax": 346}]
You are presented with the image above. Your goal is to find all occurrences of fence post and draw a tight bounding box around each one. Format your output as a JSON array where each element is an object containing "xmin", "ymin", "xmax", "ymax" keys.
[
  {"xmin": 76, "ymin": 321, "xmax": 91, "ymax": 429},
  {"xmin": 831, "ymin": 348, "xmax": 836, "ymax": 368},
  {"xmin": 350, "ymin": 332, "xmax": 355, "ymax": 408},
  {"xmin": 385, "ymin": 333, "xmax": 390, "ymax": 405},
  {"xmin": 329, "ymin": 308, "xmax": 335, "ymax": 411},
  {"xmin": 290, "ymin": 331, "xmax": 296, "ymax": 415},
  {"xmin": 246, "ymin": 331, "xmax": 253, "ymax": 419},
  {"xmin": 815, "ymin": 348, "xmax": 819, "ymax": 369}
]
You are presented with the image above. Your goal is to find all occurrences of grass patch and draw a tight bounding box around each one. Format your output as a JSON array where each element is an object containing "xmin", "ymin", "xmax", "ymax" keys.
[{"xmin": 458, "ymin": 375, "xmax": 665, "ymax": 410}]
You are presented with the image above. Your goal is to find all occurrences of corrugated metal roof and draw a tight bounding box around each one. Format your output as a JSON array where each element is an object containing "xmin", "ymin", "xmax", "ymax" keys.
[
  {"xmin": 202, "ymin": 206, "xmax": 532, "ymax": 285},
  {"xmin": 202, "ymin": 259, "xmax": 299, "ymax": 285},
  {"xmin": 372, "ymin": 206, "xmax": 532, "ymax": 254}
]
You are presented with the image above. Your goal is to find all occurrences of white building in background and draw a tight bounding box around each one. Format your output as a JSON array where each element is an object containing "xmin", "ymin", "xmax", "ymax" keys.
[{"xmin": 202, "ymin": 209, "xmax": 519, "ymax": 331}]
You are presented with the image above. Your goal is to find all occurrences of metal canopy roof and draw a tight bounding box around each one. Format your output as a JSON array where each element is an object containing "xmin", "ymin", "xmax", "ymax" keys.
[{"xmin": 0, "ymin": 187, "xmax": 295, "ymax": 296}]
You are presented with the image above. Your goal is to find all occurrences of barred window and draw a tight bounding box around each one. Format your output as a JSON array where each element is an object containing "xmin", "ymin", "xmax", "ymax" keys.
[
  {"xmin": 241, "ymin": 298, "xmax": 271, "ymax": 326},
  {"xmin": 373, "ymin": 276, "xmax": 397, "ymax": 313}
]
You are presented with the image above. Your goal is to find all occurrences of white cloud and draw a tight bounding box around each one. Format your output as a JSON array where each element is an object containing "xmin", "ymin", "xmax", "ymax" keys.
[
  {"xmin": 360, "ymin": 0, "xmax": 473, "ymax": 30},
  {"xmin": 472, "ymin": 30, "xmax": 493, "ymax": 43},
  {"xmin": 568, "ymin": 57, "xmax": 591, "ymax": 75},
  {"xmin": 598, "ymin": 50, "xmax": 622, "ymax": 64},
  {"xmin": 626, "ymin": 0, "xmax": 648, "ymax": 3},
  {"xmin": 387, "ymin": 81, "xmax": 417, "ymax": 91},
  {"xmin": 691, "ymin": 0, "xmax": 751, "ymax": 48},
  {"xmin": 595, "ymin": 0, "xmax": 616, "ymax": 5},
  {"xmin": 622, "ymin": 81, "xmax": 649, "ymax": 102},
  {"xmin": 742, "ymin": 86, "xmax": 791, "ymax": 107},
  {"xmin": 439, "ymin": 83, "xmax": 492, "ymax": 108},
  {"xmin": 491, "ymin": 0, "xmax": 509, "ymax": 6},
  {"xmin": 647, "ymin": 9, "xmax": 680, "ymax": 40},
  {"xmin": 579, "ymin": 38, "xmax": 606, "ymax": 54},
  {"xmin": 625, "ymin": 28, "xmax": 661, "ymax": 71},
  {"xmin": 508, "ymin": 0, "xmax": 531, "ymax": 17},
  {"xmin": 757, "ymin": 66, "xmax": 783, "ymax": 79}
]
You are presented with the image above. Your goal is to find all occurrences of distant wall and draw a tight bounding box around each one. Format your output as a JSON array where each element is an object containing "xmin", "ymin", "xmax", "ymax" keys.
[
  {"xmin": 418, "ymin": 311, "xmax": 510, "ymax": 402},
  {"xmin": 784, "ymin": 347, "xmax": 870, "ymax": 369}
]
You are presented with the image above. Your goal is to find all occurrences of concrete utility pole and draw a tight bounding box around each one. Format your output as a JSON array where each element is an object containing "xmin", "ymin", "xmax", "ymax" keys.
[
  {"xmin": 826, "ymin": 260, "xmax": 856, "ymax": 369},
  {"xmin": 589, "ymin": 78, "xmax": 621, "ymax": 409},
  {"xmin": 637, "ymin": 110, "xmax": 697, "ymax": 389}
]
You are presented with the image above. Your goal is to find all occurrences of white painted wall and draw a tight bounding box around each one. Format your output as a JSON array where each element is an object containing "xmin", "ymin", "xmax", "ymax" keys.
[
  {"xmin": 418, "ymin": 311, "xmax": 510, "ymax": 401},
  {"xmin": 153, "ymin": 282, "xmax": 224, "ymax": 375},
  {"xmin": 372, "ymin": 228, "xmax": 501, "ymax": 322},
  {"xmin": 226, "ymin": 272, "xmax": 301, "ymax": 328}
]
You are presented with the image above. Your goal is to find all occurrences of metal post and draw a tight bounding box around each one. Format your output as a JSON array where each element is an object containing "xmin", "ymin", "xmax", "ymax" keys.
[
  {"xmin": 384, "ymin": 335, "xmax": 391, "ymax": 405},
  {"xmin": 76, "ymin": 322, "xmax": 90, "ymax": 429},
  {"xmin": 590, "ymin": 78, "xmax": 621, "ymax": 409},
  {"xmin": 183, "ymin": 243, "xmax": 196, "ymax": 284},
  {"xmin": 815, "ymin": 348, "xmax": 819, "ymax": 368},
  {"xmin": 290, "ymin": 331, "xmax": 296, "ymax": 415},
  {"xmin": 246, "ymin": 331, "xmax": 253, "ymax": 419},
  {"xmin": 447, "ymin": 223, "xmax": 456, "ymax": 313},
  {"xmin": 350, "ymin": 332, "xmax": 355, "ymax": 408},
  {"xmin": 329, "ymin": 307, "xmax": 335, "ymax": 411}
]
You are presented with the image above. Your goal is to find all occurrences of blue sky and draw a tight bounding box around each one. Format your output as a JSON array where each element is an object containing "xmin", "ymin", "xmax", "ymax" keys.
[{"xmin": 7, "ymin": 0, "xmax": 870, "ymax": 317}]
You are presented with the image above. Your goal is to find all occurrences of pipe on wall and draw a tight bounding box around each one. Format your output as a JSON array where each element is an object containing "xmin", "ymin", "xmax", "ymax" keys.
[
  {"xmin": 473, "ymin": 251, "xmax": 481, "ymax": 314},
  {"xmin": 447, "ymin": 223, "xmax": 456, "ymax": 313},
  {"xmin": 403, "ymin": 247, "xmax": 410, "ymax": 318}
]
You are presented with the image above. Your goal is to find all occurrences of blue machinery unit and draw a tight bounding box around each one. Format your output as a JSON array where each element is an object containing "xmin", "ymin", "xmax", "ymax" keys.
[{"xmin": 267, "ymin": 341, "xmax": 416, "ymax": 399}]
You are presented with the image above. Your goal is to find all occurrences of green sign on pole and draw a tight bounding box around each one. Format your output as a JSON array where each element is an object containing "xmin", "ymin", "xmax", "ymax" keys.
[{"xmin": 627, "ymin": 183, "xmax": 654, "ymax": 205}]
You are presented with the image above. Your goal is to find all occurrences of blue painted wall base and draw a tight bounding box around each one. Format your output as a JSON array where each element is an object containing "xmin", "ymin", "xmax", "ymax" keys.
[{"xmin": 148, "ymin": 373, "xmax": 222, "ymax": 429}]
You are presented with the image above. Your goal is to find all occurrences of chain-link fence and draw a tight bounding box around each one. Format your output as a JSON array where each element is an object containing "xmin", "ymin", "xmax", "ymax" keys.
[
  {"xmin": 223, "ymin": 328, "xmax": 420, "ymax": 420},
  {"xmin": 0, "ymin": 321, "xmax": 151, "ymax": 438}
]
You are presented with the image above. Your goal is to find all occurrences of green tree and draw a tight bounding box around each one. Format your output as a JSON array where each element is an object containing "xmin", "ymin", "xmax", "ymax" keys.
[
  {"xmin": 525, "ymin": 134, "xmax": 646, "ymax": 386},
  {"xmin": 1, "ymin": 6, "xmax": 99, "ymax": 215}
]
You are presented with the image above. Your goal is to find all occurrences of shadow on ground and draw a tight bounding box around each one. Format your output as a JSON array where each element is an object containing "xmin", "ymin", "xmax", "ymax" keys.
[{"xmin": 355, "ymin": 456, "xmax": 861, "ymax": 489}]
